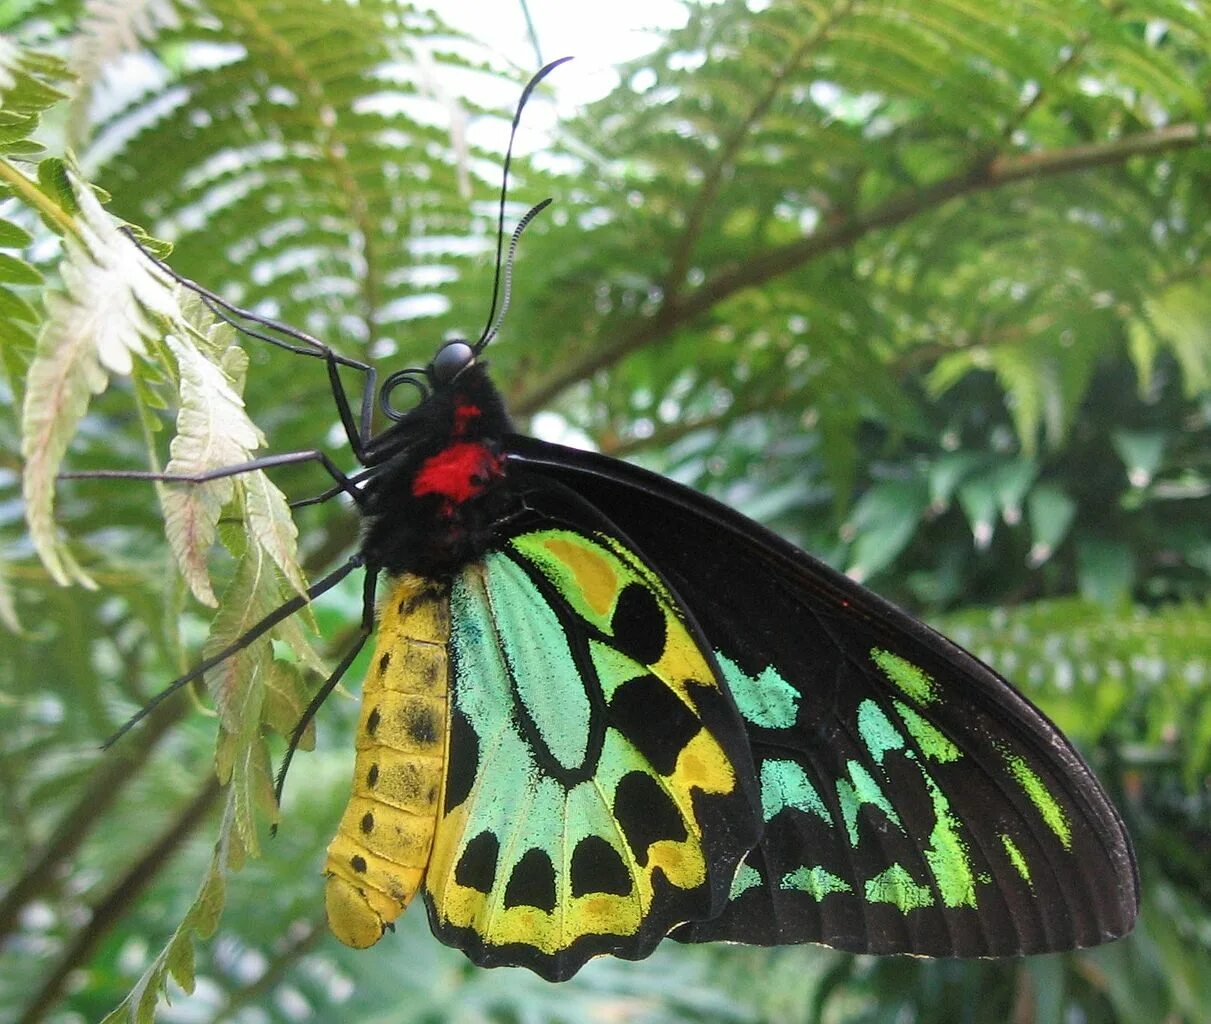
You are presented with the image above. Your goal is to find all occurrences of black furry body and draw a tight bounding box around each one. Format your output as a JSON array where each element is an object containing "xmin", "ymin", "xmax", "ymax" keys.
[{"xmin": 358, "ymin": 363, "xmax": 517, "ymax": 579}]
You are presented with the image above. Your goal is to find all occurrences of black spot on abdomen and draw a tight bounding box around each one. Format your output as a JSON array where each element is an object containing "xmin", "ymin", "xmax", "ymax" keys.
[
  {"xmin": 504, "ymin": 847, "xmax": 557, "ymax": 912},
  {"xmin": 611, "ymin": 582, "xmax": 667, "ymax": 666},
  {"xmin": 570, "ymin": 835, "xmax": 632, "ymax": 898},
  {"xmin": 613, "ymin": 770, "xmax": 687, "ymax": 867},
  {"xmin": 402, "ymin": 703, "xmax": 438, "ymax": 746}
]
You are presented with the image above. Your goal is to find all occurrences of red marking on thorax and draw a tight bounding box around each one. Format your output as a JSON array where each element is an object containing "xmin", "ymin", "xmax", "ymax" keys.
[
  {"xmin": 452, "ymin": 402, "xmax": 481, "ymax": 437},
  {"xmin": 412, "ymin": 442, "xmax": 502, "ymax": 504},
  {"xmin": 411, "ymin": 399, "xmax": 501, "ymax": 509}
]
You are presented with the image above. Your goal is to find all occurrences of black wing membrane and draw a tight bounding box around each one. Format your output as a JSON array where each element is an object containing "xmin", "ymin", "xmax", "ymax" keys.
[{"xmin": 506, "ymin": 436, "xmax": 1138, "ymax": 956}]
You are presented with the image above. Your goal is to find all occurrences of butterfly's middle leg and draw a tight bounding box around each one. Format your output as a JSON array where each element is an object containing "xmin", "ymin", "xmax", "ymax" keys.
[
  {"xmin": 62, "ymin": 449, "xmax": 366, "ymax": 507},
  {"xmin": 274, "ymin": 566, "xmax": 381, "ymax": 807}
]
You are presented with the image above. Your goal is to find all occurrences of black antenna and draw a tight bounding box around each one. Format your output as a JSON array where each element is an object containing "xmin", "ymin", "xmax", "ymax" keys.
[
  {"xmin": 475, "ymin": 197, "xmax": 551, "ymax": 353},
  {"xmin": 474, "ymin": 56, "xmax": 573, "ymax": 348}
]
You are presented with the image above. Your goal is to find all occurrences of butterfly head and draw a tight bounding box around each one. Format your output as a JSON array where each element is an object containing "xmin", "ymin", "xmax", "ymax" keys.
[
  {"xmin": 431, "ymin": 339, "xmax": 476, "ymax": 385},
  {"xmin": 378, "ymin": 340, "xmax": 477, "ymax": 423}
]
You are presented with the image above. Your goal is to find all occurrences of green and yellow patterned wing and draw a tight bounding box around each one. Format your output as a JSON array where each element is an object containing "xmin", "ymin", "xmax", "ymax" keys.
[
  {"xmin": 507, "ymin": 439, "xmax": 1139, "ymax": 958},
  {"xmin": 422, "ymin": 525, "xmax": 762, "ymax": 980}
]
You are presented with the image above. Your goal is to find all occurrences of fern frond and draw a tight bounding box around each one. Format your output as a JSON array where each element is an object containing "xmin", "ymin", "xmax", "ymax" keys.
[
  {"xmin": 99, "ymin": 786, "xmax": 241, "ymax": 1024},
  {"xmin": 19, "ymin": 167, "xmax": 171, "ymax": 587}
]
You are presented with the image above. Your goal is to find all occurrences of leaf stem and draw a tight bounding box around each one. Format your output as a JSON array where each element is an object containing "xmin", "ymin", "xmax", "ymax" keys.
[{"xmin": 0, "ymin": 157, "xmax": 78, "ymax": 238}]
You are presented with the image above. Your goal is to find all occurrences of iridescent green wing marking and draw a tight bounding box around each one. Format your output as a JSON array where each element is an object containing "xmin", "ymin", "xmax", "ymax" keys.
[
  {"xmin": 506, "ymin": 439, "xmax": 1139, "ymax": 957},
  {"xmin": 422, "ymin": 526, "xmax": 761, "ymax": 980},
  {"xmin": 678, "ymin": 643, "xmax": 1122, "ymax": 954}
]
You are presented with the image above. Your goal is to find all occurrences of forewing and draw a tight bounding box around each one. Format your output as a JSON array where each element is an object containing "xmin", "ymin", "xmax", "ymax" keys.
[
  {"xmin": 506, "ymin": 436, "xmax": 1138, "ymax": 956},
  {"xmin": 422, "ymin": 518, "xmax": 761, "ymax": 980}
]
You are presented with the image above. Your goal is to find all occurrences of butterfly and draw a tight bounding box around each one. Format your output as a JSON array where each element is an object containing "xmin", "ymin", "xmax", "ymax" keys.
[{"xmin": 104, "ymin": 59, "xmax": 1138, "ymax": 982}]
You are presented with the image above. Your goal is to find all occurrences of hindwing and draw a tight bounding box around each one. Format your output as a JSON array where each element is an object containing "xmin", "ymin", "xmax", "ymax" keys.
[
  {"xmin": 506, "ymin": 437, "xmax": 1139, "ymax": 957},
  {"xmin": 422, "ymin": 522, "xmax": 761, "ymax": 980}
]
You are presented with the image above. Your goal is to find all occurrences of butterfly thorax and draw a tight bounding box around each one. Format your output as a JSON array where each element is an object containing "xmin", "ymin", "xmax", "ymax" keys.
[{"xmin": 360, "ymin": 363, "xmax": 516, "ymax": 578}]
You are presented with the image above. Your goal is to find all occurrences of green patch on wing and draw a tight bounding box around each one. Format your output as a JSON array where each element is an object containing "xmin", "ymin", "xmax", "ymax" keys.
[
  {"xmin": 837, "ymin": 761, "xmax": 902, "ymax": 847},
  {"xmin": 730, "ymin": 863, "xmax": 763, "ymax": 899},
  {"xmin": 759, "ymin": 759, "xmax": 831, "ymax": 824},
  {"xmin": 783, "ymin": 866, "xmax": 852, "ymax": 900},
  {"xmin": 857, "ymin": 699, "xmax": 906, "ymax": 764},
  {"xmin": 717, "ymin": 651, "xmax": 800, "ymax": 729},
  {"xmin": 1001, "ymin": 750, "xmax": 1073, "ymax": 849},
  {"xmin": 1001, "ymin": 834, "xmax": 1032, "ymax": 885},
  {"xmin": 893, "ymin": 699, "xmax": 960, "ymax": 762},
  {"xmin": 871, "ymin": 648, "xmax": 939, "ymax": 705},
  {"xmin": 916, "ymin": 770, "xmax": 977, "ymax": 908},
  {"xmin": 865, "ymin": 864, "xmax": 934, "ymax": 912}
]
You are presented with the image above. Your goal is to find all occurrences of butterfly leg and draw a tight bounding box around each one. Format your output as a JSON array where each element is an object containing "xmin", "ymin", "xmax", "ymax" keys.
[
  {"xmin": 289, "ymin": 465, "xmax": 378, "ymax": 511},
  {"xmin": 104, "ymin": 554, "xmax": 365, "ymax": 748},
  {"xmin": 61, "ymin": 449, "xmax": 366, "ymax": 507},
  {"xmin": 273, "ymin": 566, "xmax": 380, "ymax": 808},
  {"xmin": 121, "ymin": 229, "xmax": 378, "ymax": 462}
]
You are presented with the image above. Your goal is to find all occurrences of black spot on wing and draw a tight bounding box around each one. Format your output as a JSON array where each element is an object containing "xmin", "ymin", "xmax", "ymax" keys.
[
  {"xmin": 570, "ymin": 835, "xmax": 632, "ymax": 898},
  {"xmin": 504, "ymin": 847, "xmax": 557, "ymax": 912},
  {"xmin": 378, "ymin": 651, "xmax": 391, "ymax": 675},
  {"xmin": 455, "ymin": 831, "xmax": 499, "ymax": 894},
  {"xmin": 609, "ymin": 674, "xmax": 700, "ymax": 776},
  {"xmin": 366, "ymin": 762, "xmax": 379, "ymax": 788},
  {"xmin": 613, "ymin": 770, "xmax": 687, "ymax": 867},
  {"xmin": 610, "ymin": 582, "xmax": 666, "ymax": 666},
  {"xmin": 366, "ymin": 707, "xmax": 381, "ymax": 737},
  {"xmin": 360, "ymin": 811, "xmax": 374, "ymax": 835},
  {"xmin": 444, "ymin": 706, "xmax": 477, "ymax": 813}
]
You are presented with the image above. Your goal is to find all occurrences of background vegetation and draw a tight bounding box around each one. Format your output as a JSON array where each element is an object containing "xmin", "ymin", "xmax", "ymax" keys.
[{"xmin": 1, "ymin": 1, "xmax": 1209, "ymax": 1022}]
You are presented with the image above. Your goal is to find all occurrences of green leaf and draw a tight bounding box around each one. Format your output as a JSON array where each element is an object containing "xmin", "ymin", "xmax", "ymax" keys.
[
  {"xmin": 0, "ymin": 548, "xmax": 22, "ymax": 633},
  {"xmin": 1076, "ymin": 536, "xmax": 1135, "ymax": 605},
  {"xmin": 1141, "ymin": 282, "xmax": 1211, "ymax": 398},
  {"xmin": 0, "ymin": 250, "xmax": 40, "ymax": 284},
  {"xmin": 99, "ymin": 788, "xmax": 241, "ymax": 1024},
  {"xmin": 0, "ymin": 218, "xmax": 32, "ymax": 246},
  {"xmin": 845, "ymin": 478, "xmax": 930, "ymax": 581},
  {"xmin": 957, "ymin": 475, "xmax": 998, "ymax": 550},
  {"xmin": 927, "ymin": 451, "xmax": 982, "ymax": 511},
  {"xmin": 1026, "ymin": 482, "xmax": 1076, "ymax": 566},
  {"xmin": 1112, "ymin": 429, "xmax": 1166, "ymax": 489},
  {"xmin": 36, "ymin": 156, "xmax": 76, "ymax": 215}
]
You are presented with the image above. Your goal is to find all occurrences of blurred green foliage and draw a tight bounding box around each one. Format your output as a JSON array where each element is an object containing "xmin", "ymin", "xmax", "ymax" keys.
[{"xmin": 1, "ymin": 1, "xmax": 1209, "ymax": 1022}]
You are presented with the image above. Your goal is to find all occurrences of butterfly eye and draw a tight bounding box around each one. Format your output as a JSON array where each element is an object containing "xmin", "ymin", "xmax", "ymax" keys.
[
  {"xmin": 431, "ymin": 340, "xmax": 475, "ymax": 384},
  {"xmin": 379, "ymin": 368, "xmax": 430, "ymax": 421}
]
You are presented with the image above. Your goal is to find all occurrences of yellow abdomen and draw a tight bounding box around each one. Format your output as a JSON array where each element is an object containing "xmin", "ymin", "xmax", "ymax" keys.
[{"xmin": 324, "ymin": 575, "xmax": 450, "ymax": 948}]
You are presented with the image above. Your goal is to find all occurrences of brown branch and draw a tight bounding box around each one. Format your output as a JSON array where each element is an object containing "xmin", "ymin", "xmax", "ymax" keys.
[
  {"xmin": 515, "ymin": 121, "xmax": 1207, "ymax": 415},
  {"xmin": 664, "ymin": 0, "xmax": 857, "ymax": 296},
  {"xmin": 16, "ymin": 774, "xmax": 223, "ymax": 1024},
  {"xmin": 0, "ymin": 691, "xmax": 190, "ymax": 943}
]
